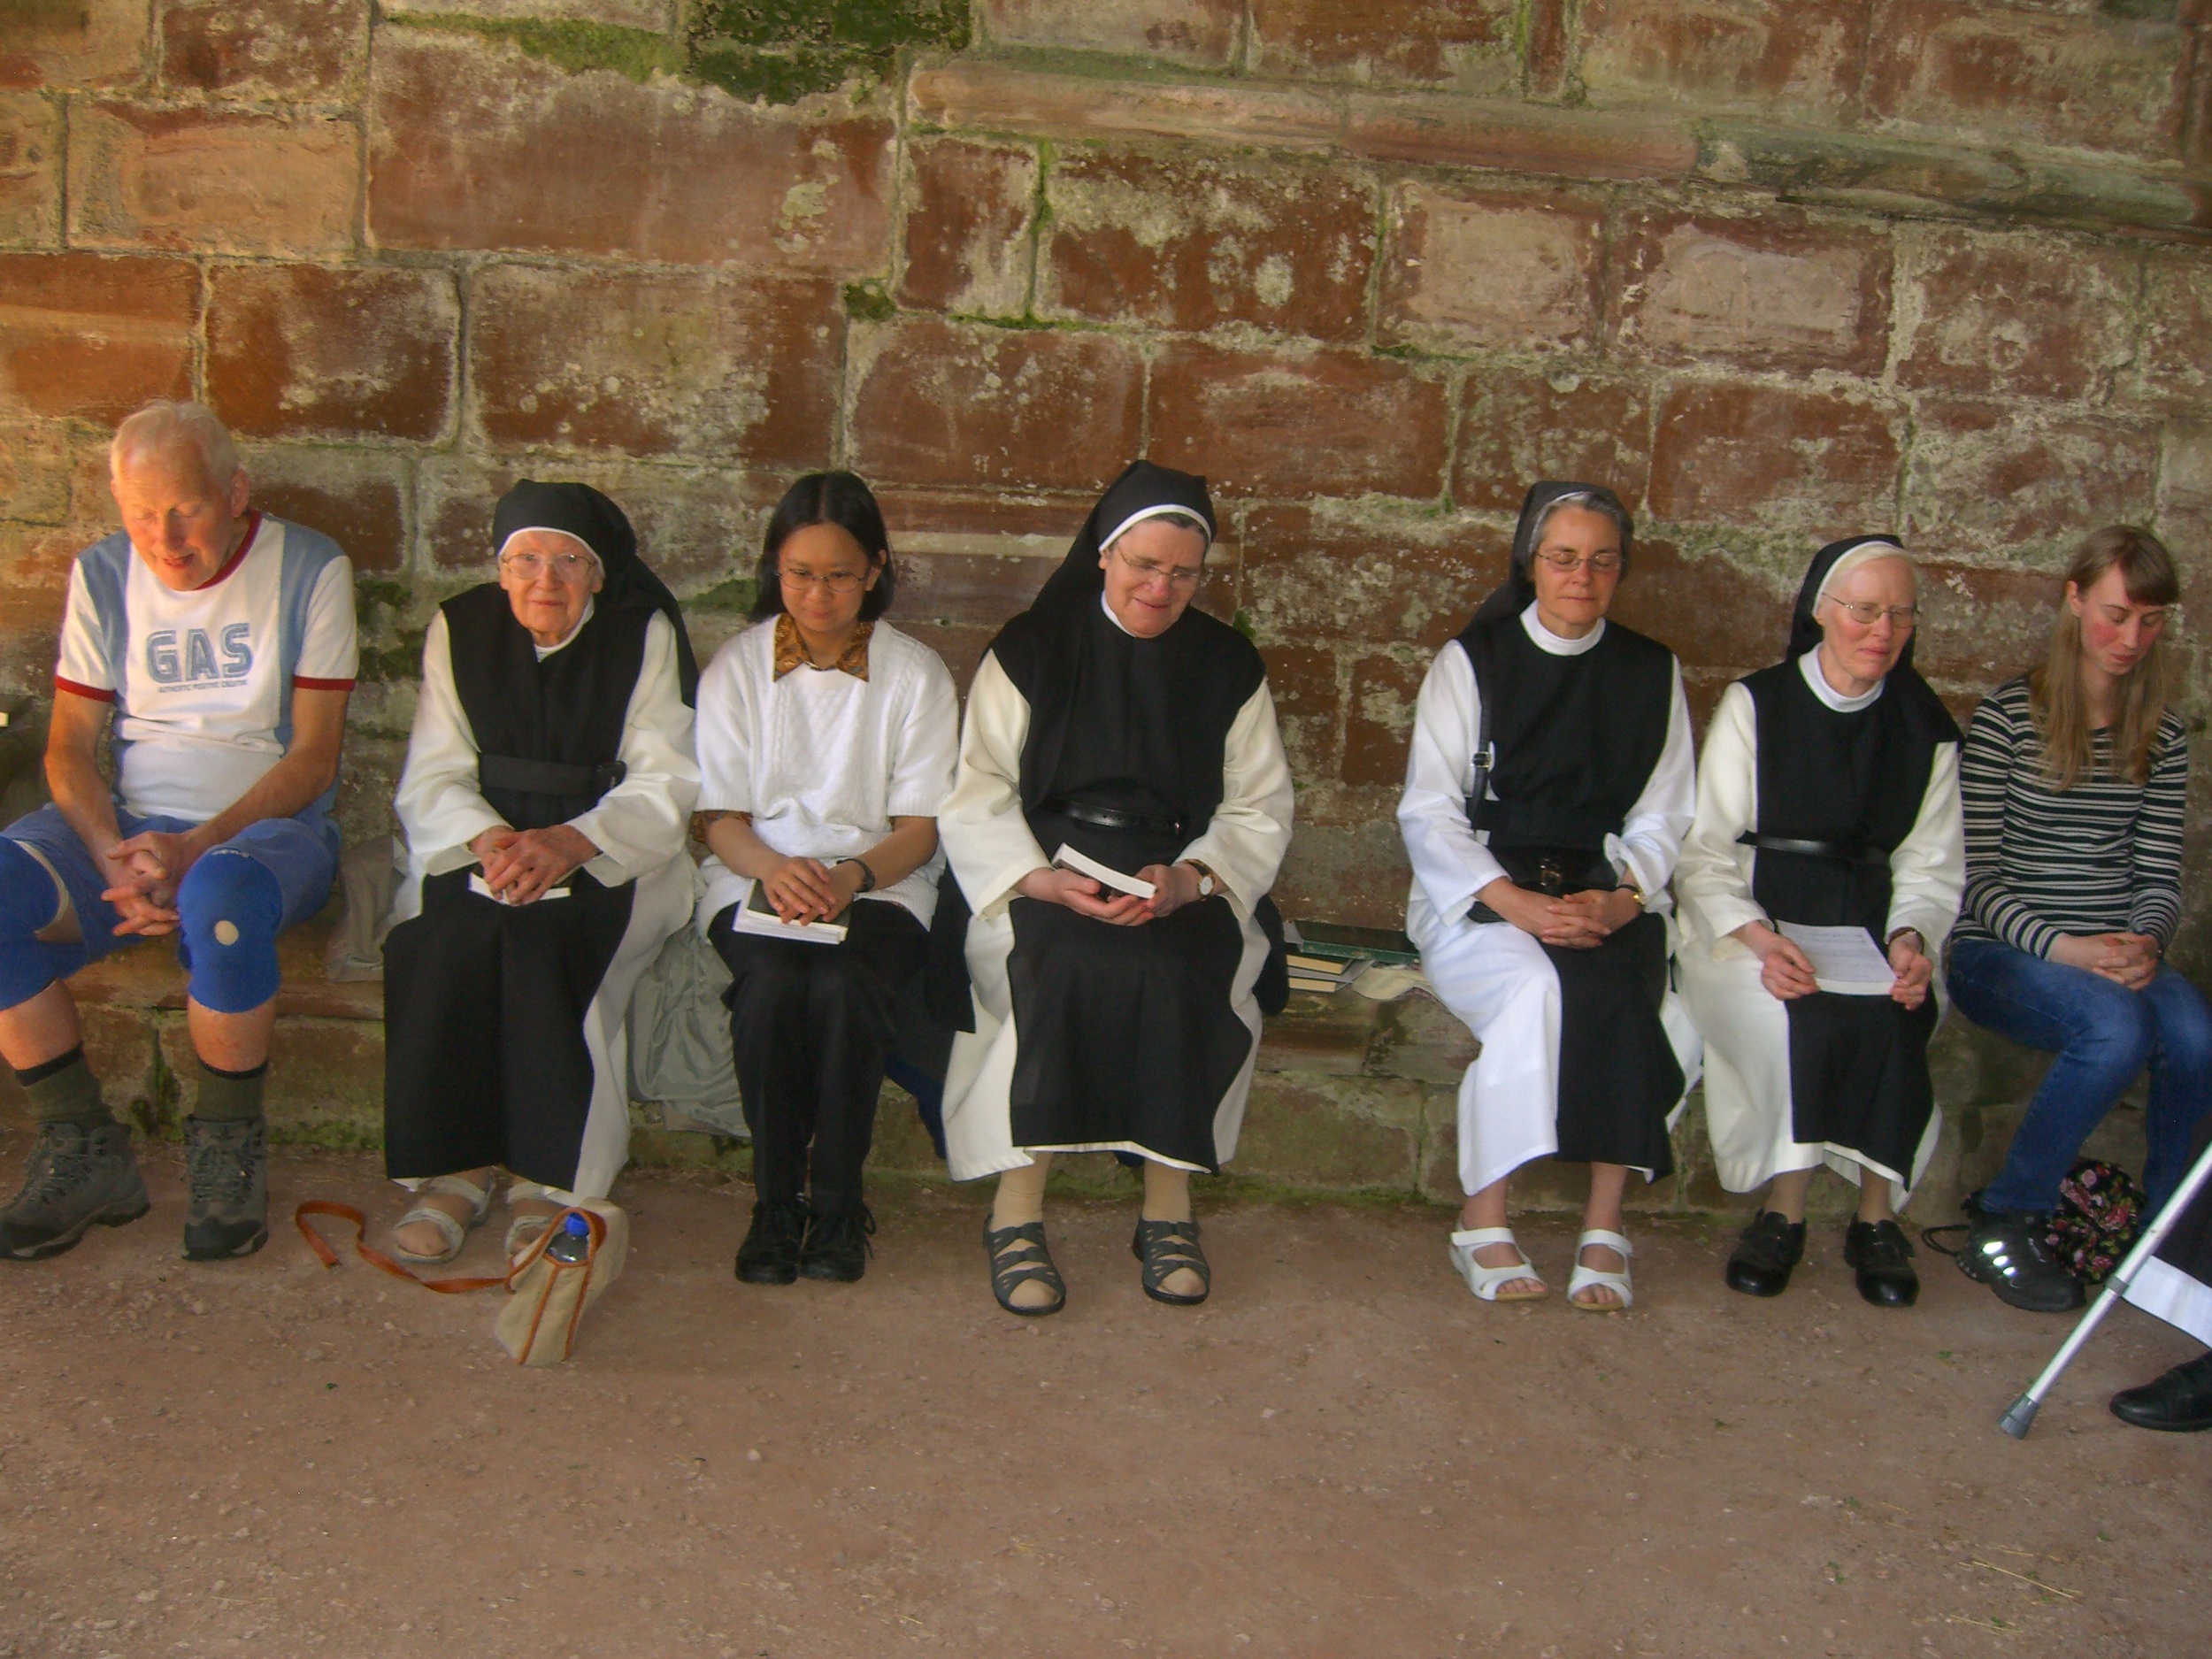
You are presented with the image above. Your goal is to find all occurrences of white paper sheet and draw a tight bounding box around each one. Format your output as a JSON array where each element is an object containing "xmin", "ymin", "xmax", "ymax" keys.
[
  {"xmin": 1778, "ymin": 921, "xmax": 1896, "ymax": 996},
  {"xmin": 1051, "ymin": 843, "xmax": 1157, "ymax": 900}
]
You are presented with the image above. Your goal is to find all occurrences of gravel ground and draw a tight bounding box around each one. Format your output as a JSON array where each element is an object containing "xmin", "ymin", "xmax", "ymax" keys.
[{"xmin": 0, "ymin": 1134, "xmax": 2205, "ymax": 1659}]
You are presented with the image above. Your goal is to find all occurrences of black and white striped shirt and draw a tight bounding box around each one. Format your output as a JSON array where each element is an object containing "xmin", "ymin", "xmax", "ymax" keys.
[{"xmin": 1956, "ymin": 675, "xmax": 2187, "ymax": 957}]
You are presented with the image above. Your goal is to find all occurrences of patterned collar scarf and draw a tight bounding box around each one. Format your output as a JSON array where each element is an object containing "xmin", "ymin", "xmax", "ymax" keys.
[{"xmin": 772, "ymin": 612, "xmax": 872, "ymax": 681}]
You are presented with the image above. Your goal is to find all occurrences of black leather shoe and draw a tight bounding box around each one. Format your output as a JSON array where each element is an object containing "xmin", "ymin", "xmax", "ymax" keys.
[
  {"xmin": 2109, "ymin": 1351, "xmax": 2212, "ymax": 1432},
  {"xmin": 799, "ymin": 1204, "xmax": 875, "ymax": 1283},
  {"xmin": 735, "ymin": 1198, "xmax": 807, "ymax": 1285},
  {"xmin": 1957, "ymin": 1194, "xmax": 2084, "ymax": 1312},
  {"xmin": 1725, "ymin": 1210, "xmax": 1805, "ymax": 1298},
  {"xmin": 1843, "ymin": 1218, "xmax": 1919, "ymax": 1308}
]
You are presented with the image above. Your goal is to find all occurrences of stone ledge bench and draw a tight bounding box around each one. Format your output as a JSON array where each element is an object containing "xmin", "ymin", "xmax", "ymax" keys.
[{"xmin": 0, "ymin": 921, "xmax": 2125, "ymax": 1224}]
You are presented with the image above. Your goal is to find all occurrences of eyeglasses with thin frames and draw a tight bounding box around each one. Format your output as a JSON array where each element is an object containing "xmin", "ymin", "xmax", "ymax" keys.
[
  {"xmin": 780, "ymin": 566, "xmax": 868, "ymax": 594},
  {"xmin": 501, "ymin": 550, "xmax": 597, "ymax": 584},
  {"xmin": 1114, "ymin": 547, "xmax": 1207, "ymax": 589},
  {"xmin": 1532, "ymin": 549, "xmax": 1624, "ymax": 574},
  {"xmin": 1824, "ymin": 599, "xmax": 1919, "ymax": 630}
]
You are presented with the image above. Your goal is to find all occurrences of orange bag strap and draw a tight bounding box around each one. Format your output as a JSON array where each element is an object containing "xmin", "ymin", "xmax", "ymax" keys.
[{"xmin": 293, "ymin": 1200, "xmax": 511, "ymax": 1294}]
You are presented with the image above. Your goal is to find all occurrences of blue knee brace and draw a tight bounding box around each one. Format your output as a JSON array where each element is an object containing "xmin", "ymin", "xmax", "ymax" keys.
[
  {"xmin": 177, "ymin": 849, "xmax": 285, "ymax": 1014},
  {"xmin": 0, "ymin": 838, "xmax": 73, "ymax": 1010}
]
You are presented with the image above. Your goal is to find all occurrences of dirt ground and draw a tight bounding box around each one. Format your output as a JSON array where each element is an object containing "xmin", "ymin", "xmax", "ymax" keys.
[{"xmin": 0, "ymin": 1134, "xmax": 2205, "ymax": 1659}]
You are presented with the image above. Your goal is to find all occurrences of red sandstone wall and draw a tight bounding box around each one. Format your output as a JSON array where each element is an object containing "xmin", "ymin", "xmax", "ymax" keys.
[{"xmin": 3, "ymin": 1, "xmax": 2209, "ymax": 942}]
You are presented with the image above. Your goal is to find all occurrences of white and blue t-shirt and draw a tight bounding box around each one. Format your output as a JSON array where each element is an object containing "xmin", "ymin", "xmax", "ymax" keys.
[{"xmin": 55, "ymin": 512, "xmax": 357, "ymax": 824}]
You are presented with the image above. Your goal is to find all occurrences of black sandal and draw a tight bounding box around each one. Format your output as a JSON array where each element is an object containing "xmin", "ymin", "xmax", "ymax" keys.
[
  {"xmin": 985, "ymin": 1219, "xmax": 1065, "ymax": 1317},
  {"xmin": 1133, "ymin": 1217, "xmax": 1210, "ymax": 1306}
]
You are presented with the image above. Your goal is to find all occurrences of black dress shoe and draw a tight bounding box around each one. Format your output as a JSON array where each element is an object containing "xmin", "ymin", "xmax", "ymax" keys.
[
  {"xmin": 735, "ymin": 1198, "xmax": 807, "ymax": 1285},
  {"xmin": 1725, "ymin": 1210, "xmax": 1805, "ymax": 1297},
  {"xmin": 1843, "ymin": 1218, "xmax": 1919, "ymax": 1308},
  {"xmin": 2110, "ymin": 1351, "xmax": 2212, "ymax": 1432},
  {"xmin": 799, "ymin": 1204, "xmax": 875, "ymax": 1283}
]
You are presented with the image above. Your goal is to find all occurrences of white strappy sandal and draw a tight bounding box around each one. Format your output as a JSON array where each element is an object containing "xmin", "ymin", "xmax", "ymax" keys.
[
  {"xmin": 1448, "ymin": 1226, "xmax": 1550, "ymax": 1302},
  {"xmin": 1566, "ymin": 1228, "xmax": 1634, "ymax": 1312},
  {"xmin": 390, "ymin": 1173, "xmax": 494, "ymax": 1265}
]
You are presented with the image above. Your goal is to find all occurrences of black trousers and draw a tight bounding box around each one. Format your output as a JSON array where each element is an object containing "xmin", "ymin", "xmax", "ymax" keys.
[{"xmin": 708, "ymin": 896, "xmax": 928, "ymax": 1217}]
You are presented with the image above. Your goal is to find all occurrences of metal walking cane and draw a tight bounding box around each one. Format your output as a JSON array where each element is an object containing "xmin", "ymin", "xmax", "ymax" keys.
[{"xmin": 1999, "ymin": 1133, "xmax": 2212, "ymax": 1439}]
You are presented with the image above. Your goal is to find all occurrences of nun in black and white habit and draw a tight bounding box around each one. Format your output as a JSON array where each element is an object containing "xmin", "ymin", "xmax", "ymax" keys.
[
  {"xmin": 380, "ymin": 481, "xmax": 700, "ymax": 1265},
  {"xmin": 1400, "ymin": 482, "xmax": 1697, "ymax": 1312},
  {"xmin": 935, "ymin": 462, "xmax": 1293, "ymax": 1316},
  {"xmin": 1676, "ymin": 537, "xmax": 1962, "ymax": 1309}
]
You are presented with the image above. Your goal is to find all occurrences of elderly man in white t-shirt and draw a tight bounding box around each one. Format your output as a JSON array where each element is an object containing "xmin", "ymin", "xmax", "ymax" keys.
[{"xmin": 0, "ymin": 401, "xmax": 356, "ymax": 1263}]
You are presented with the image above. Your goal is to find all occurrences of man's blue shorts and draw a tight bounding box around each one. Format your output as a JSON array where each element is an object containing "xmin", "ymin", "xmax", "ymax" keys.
[{"xmin": 0, "ymin": 803, "xmax": 339, "ymax": 1012}]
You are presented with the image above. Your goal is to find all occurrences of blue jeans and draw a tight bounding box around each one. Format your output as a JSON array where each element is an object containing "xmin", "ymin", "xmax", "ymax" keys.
[{"xmin": 1948, "ymin": 935, "xmax": 2212, "ymax": 1217}]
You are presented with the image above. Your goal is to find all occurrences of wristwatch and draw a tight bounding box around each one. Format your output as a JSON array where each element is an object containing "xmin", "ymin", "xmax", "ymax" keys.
[
  {"xmin": 840, "ymin": 856, "xmax": 878, "ymax": 894},
  {"xmin": 1181, "ymin": 859, "xmax": 1219, "ymax": 898}
]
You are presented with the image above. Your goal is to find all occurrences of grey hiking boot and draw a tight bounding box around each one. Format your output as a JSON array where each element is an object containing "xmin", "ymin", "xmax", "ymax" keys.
[
  {"xmin": 0, "ymin": 1120, "xmax": 150, "ymax": 1261},
  {"xmin": 181, "ymin": 1117, "xmax": 268, "ymax": 1261}
]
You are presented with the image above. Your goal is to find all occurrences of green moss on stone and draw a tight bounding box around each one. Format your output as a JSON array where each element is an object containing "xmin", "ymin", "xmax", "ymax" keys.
[
  {"xmin": 357, "ymin": 626, "xmax": 430, "ymax": 687},
  {"xmin": 687, "ymin": 576, "xmax": 760, "ymax": 613},
  {"xmin": 843, "ymin": 278, "xmax": 898, "ymax": 322},
  {"xmin": 388, "ymin": 12, "xmax": 685, "ymax": 83},
  {"xmin": 693, "ymin": 0, "xmax": 969, "ymax": 51},
  {"xmin": 687, "ymin": 41, "xmax": 876, "ymax": 103}
]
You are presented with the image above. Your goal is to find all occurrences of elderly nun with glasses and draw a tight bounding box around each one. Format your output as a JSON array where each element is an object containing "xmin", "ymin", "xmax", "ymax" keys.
[
  {"xmin": 380, "ymin": 480, "xmax": 700, "ymax": 1267},
  {"xmin": 935, "ymin": 461, "xmax": 1294, "ymax": 1317},
  {"xmin": 1676, "ymin": 538, "xmax": 1962, "ymax": 1310},
  {"xmin": 1400, "ymin": 482, "xmax": 1697, "ymax": 1312}
]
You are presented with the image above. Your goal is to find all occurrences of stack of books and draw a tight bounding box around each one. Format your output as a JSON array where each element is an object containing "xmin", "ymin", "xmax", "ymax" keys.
[{"xmin": 1282, "ymin": 920, "xmax": 1421, "ymax": 996}]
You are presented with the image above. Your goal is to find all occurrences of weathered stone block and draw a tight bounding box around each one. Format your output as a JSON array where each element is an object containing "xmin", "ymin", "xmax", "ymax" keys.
[
  {"xmin": 2155, "ymin": 422, "xmax": 2212, "ymax": 589},
  {"xmin": 1369, "ymin": 993, "xmax": 1477, "ymax": 1087},
  {"xmin": 1379, "ymin": 180, "xmax": 1605, "ymax": 357},
  {"xmin": 159, "ymin": 0, "xmax": 368, "ymax": 100},
  {"xmin": 1240, "ymin": 503, "xmax": 1500, "ymax": 651},
  {"xmin": 1341, "ymin": 648, "xmax": 1426, "ymax": 789},
  {"xmin": 1234, "ymin": 1074, "xmax": 1420, "ymax": 1192},
  {"xmin": 848, "ymin": 317, "xmax": 1141, "ymax": 492},
  {"xmin": 1647, "ymin": 380, "xmax": 1904, "ymax": 534},
  {"xmin": 160, "ymin": 1016, "xmax": 383, "ymax": 1148},
  {"xmin": 1257, "ymin": 640, "xmax": 1342, "ymax": 785},
  {"xmin": 1863, "ymin": 1, "xmax": 2187, "ymax": 162},
  {"xmin": 1893, "ymin": 227, "xmax": 2139, "ymax": 403},
  {"xmin": 875, "ymin": 486, "xmax": 1088, "ymax": 563},
  {"xmin": 1606, "ymin": 540, "xmax": 1792, "ymax": 673},
  {"xmin": 980, "ymin": 0, "xmax": 1240, "ymax": 67},
  {"xmin": 1908, "ymin": 558, "xmax": 2062, "ymax": 693},
  {"xmin": 1610, "ymin": 208, "xmax": 1891, "ymax": 375},
  {"xmin": 1148, "ymin": 341, "xmax": 1450, "ymax": 500},
  {"xmin": 369, "ymin": 30, "xmax": 894, "ymax": 270},
  {"xmin": 0, "ymin": 0, "xmax": 148, "ymax": 92},
  {"xmin": 909, "ymin": 60, "xmax": 1341, "ymax": 153},
  {"xmin": 1254, "ymin": 988, "xmax": 1379, "ymax": 1077},
  {"xmin": 208, "ymin": 264, "xmax": 457, "ymax": 443},
  {"xmin": 1271, "ymin": 815, "xmax": 1415, "ymax": 933},
  {"xmin": 1575, "ymin": 0, "xmax": 1870, "ymax": 117},
  {"xmin": 379, "ymin": 0, "xmax": 667, "ymax": 24},
  {"xmin": 1247, "ymin": 0, "xmax": 1517, "ymax": 92},
  {"xmin": 469, "ymin": 265, "xmax": 841, "ymax": 465},
  {"xmin": 1041, "ymin": 149, "xmax": 1374, "ymax": 342},
  {"xmin": 897, "ymin": 137, "xmax": 1035, "ymax": 317},
  {"xmin": 1344, "ymin": 90, "xmax": 1699, "ymax": 181},
  {"xmin": 244, "ymin": 447, "xmax": 411, "ymax": 575},
  {"xmin": 0, "ymin": 250, "xmax": 196, "ymax": 424},
  {"xmin": 1902, "ymin": 397, "xmax": 2161, "ymax": 563},
  {"xmin": 2139, "ymin": 250, "xmax": 2212, "ymax": 411},
  {"xmin": 891, "ymin": 548, "xmax": 1056, "ymax": 626},
  {"xmin": 0, "ymin": 419, "xmax": 69, "ymax": 523},
  {"xmin": 67, "ymin": 104, "xmax": 360, "ymax": 257},
  {"xmin": 0, "ymin": 521, "xmax": 85, "ymax": 656},
  {"xmin": 1454, "ymin": 367, "xmax": 1653, "ymax": 514},
  {"xmin": 0, "ymin": 92, "xmax": 60, "ymax": 247}
]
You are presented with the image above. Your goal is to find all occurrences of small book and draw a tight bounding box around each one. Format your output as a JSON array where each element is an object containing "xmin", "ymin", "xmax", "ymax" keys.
[
  {"xmin": 1289, "ymin": 920, "xmax": 1420, "ymax": 968},
  {"xmin": 1284, "ymin": 954, "xmax": 1372, "ymax": 995},
  {"xmin": 470, "ymin": 872, "xmax": 569, "ymax": 904},
  {"xmin": 1287, "ymin": 975, "xmax": 1343, "ymax": 995},
  {"xmin": 1051, "ymin": 843, "xmax": 1157, "ymax": 900},
  {"xmin": 723, "ymin": 878, "xmax": 849, "ymax": 944}
]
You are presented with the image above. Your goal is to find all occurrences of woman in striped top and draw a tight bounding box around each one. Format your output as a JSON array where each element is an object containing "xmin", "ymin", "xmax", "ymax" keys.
[{"xmin": 1947, "ymin": 527, "xmax": 2210, "ymax": 1314}]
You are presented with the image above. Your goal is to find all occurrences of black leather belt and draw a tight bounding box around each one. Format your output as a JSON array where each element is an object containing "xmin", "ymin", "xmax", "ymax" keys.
[
  {"xmin": 1737, "ymin": 831, "xmax": 1885, "ymax": 865},
  {"xmin": 480, "ymin": 753, "xmax": 627, "ymax": 800},
  {"xmin": 1040, "ymin": 798, "xmax": 1183, "ymax": 837}
]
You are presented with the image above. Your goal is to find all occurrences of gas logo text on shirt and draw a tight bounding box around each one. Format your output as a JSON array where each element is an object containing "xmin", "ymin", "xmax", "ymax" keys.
[{"xmin": 146, "ymin": 625, "xmax": 253, "ymax": 686}]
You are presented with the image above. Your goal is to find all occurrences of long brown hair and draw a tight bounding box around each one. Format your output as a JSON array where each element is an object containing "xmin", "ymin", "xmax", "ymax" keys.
[{"xmin": 2027, "ymin": 526, "xmax": 2179, "ymax": 789}]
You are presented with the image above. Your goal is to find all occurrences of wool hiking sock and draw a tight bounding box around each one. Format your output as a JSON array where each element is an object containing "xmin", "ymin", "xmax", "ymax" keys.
[
  {"xmin": 14, "ymin": 1047, "xmax": 115, "ymax": 1128},
  {"xmin": 194, "ymin": 1057, "xmax": 268, "ymax": 1124}
]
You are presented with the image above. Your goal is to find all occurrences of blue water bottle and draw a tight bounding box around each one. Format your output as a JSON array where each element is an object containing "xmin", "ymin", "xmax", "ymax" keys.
[{"xmin": 545, "ymin": 1211, "xmax": 592, "ymax": 1263}]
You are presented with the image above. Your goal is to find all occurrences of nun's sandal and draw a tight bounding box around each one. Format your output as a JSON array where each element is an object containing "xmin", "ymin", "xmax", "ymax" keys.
[
  {"xmin": 986, "ymin": 1219, "xmax": 1066, "ymax": 1317},
  {"xmin": 1448, "ymin": 1226, "xmax": 1549, "ymax": 1302},
  {"xmin": 389, "ymin": 1173, "xmax": 493, "ymax": 1265},
  {"xmin": 1133, "ymin": 1217, "xmax": 1210, "ymax": 1306},
  {"xmin": 1567, "ymin": 1228, "xmax": 1634, "ymax": 1312}
]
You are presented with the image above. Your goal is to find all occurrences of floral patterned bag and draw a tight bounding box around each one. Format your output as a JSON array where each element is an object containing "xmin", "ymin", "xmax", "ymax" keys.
[{"xmin": 2043, "ymin": 1157, "xmax": 2145, "ymax": 1284}]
